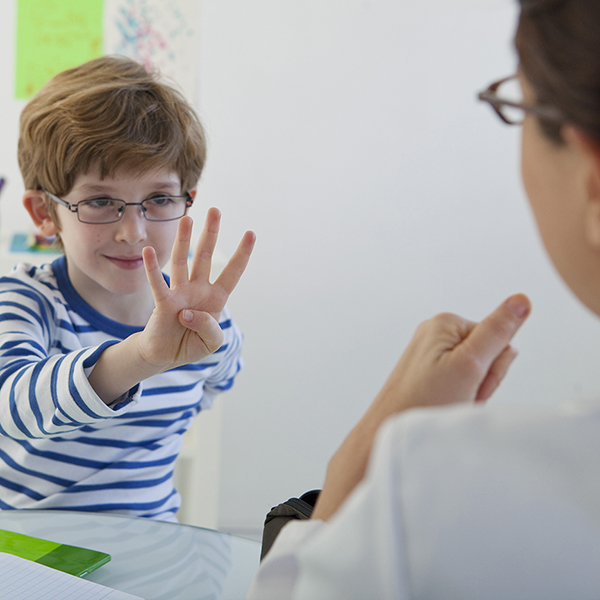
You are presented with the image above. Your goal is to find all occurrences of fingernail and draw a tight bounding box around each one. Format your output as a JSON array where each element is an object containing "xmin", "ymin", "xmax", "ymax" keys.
[
  {"xmin": 505, "ymin": 295, "xmax": 530, "ymax": 319},
  {"xmin": 182, "ymin": 309, "xmax": 193, "ymax": 322}
]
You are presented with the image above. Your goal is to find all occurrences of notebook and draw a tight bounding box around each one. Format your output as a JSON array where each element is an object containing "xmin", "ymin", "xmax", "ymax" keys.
[
  {"xmin": 0, "ymin": 529, "xmax": 111, "ymax": 577},
  {"xmin": 0, "ymin": 552, "xmax": 143, "ymax": 599}
]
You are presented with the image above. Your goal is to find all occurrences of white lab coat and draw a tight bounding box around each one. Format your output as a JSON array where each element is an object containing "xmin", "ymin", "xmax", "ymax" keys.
[{"xmin": 248, "ymin": 399, "xmax": 600, "ymax": 600}]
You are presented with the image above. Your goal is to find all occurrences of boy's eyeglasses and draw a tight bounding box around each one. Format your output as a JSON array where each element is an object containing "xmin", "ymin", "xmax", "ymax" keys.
[
  {"xmin": 477, "ymin": 74, "xmax": 564, "ymax": 125},
  {"xmin": 44, "ymin": 190, "xmax": 194, "ymax": 224}
]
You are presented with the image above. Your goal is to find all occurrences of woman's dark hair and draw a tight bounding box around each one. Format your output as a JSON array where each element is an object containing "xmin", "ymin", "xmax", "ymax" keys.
[{"xmin": 516, "ymin": 0, "xmax": 600, "ymax": 143}]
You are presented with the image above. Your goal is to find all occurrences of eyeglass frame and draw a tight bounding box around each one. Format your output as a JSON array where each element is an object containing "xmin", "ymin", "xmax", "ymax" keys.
[
  {"xmin": 477, "ymin": 74, "xmax": 565, "ymax": 125},
  {"xmin": 43, "ymin": 190, "xmax": 194, "ymax": 224}
]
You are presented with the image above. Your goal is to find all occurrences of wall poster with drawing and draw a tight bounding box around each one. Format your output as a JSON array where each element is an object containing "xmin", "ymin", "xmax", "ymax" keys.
[
  {"xmin": 103, "ymin": 0, "xmax": 198, "ymax": 102},
  {"xmin": 16, "ymin": 0, "xmax": 199, "ymax": 102}
]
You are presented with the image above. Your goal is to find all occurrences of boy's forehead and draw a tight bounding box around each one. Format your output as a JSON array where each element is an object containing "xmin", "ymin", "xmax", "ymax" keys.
[{"xmin": 71, "ymin": 166, "xmax": 182, "ymax": 194}]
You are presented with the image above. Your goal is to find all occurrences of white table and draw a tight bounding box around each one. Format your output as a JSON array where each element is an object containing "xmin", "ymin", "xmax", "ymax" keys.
[{"xmin": 0, "ymin": 510, "xmax": 260, "ymax": 600}]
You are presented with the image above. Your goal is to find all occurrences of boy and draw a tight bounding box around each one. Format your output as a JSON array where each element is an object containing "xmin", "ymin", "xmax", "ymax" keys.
[{"xmin": 0, "ymin": 56, "xmax": 255, "ymax": 521}]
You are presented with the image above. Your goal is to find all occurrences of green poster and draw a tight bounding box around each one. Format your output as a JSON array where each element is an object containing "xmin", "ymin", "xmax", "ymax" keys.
[{"xmin": 16, "ymin": 0, "xmax": 104, "ymax": 99}]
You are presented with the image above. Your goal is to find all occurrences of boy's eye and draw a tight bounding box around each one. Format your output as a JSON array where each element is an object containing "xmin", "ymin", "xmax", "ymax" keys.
[
  {"xmin": 146, "ymin": 196, "xmax": 175, "ymax": 206},
  {"xmin": 84, "ymin": 198, "xmax": 117, "ymax": 209}
]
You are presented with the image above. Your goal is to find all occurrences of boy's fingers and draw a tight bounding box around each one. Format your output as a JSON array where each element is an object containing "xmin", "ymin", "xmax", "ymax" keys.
[
  {"xmin": 475, "ymin": 345, "xmax": 518, "ymax": 402},
  {"xmin": 178, "ymin": 309, "xmax": 224, "ymax": 354},
  {"xmin": 143, "ymin": 246, "xmax": 170, "ymax": 302},
  {"xmin": 214, "ymin": 230, "xmax": 256, "ymax": 295},
  {"xmin": 169, "ymin": 215, "xmax": 193, "ymax": 287},
  {"xmin": 460, "ymin": 294, "xmax": 531, "ymax": 369},
  {"xmin": 189, "ymin": 208, "xmax": 221, "ymax": 282}
]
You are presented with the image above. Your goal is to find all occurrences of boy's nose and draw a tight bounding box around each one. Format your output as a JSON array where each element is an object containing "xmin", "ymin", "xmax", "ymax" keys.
[{"xmin": 114, "ymin": 205, "xmax": 147, "ymax": 243}]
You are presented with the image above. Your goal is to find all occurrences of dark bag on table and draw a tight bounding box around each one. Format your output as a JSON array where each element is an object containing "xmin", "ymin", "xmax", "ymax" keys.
[{"xmin": 260, "ymin": 489, "xmax": 320, "ymax": 560}]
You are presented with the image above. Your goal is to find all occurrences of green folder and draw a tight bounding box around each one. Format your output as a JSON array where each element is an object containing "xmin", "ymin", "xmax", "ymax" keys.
[{"xmin": 0, "ymin": 529, "xmax": 111, "ymax": 577}]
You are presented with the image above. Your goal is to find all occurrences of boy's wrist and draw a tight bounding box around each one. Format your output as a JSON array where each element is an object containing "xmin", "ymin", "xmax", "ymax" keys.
[
  {"xmin": 88, "ymin": 335, "xmax": 164, "ymax": 405},
  {"xmin": 128, "ymin": 332, "xmax": 171, "ymax": 378}
]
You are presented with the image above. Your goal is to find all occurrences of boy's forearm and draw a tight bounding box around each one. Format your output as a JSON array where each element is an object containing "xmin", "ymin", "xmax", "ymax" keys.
[{"xmin": 87, "ymin": 333, "xmax": 160, "ymax": 405}]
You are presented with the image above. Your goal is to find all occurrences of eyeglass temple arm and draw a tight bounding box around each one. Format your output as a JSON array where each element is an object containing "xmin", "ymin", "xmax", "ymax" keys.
[{"xmin": 43, "ymin": 190, "xmax": 78, "ymax": 212}]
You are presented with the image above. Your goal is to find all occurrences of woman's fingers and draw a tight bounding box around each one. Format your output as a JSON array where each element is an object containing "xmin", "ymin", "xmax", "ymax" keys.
[
  {"xmin": 458, "ymin": 294, "xmax": 530, "ymax": 370},
  {"xmin": 475, "ymin": 344, "xmax": 519, "ymax": 401},
  {"xmin": 371, "ymin": 295, "xmax": 531, "ymax": 414}
]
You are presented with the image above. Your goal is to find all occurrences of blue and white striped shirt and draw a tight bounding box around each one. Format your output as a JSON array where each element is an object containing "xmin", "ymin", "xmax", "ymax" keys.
[{"xmin": 0, "ymin": 257, "xmax": 243, "ymax": 520}]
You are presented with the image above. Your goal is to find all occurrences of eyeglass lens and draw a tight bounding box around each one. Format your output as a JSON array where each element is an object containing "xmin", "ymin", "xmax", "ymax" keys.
[
  {"xmin": 495, "ymin": 77, "xmax": 526, "ymax": 124},
  {"xmin": 78, "ymin": 197, "xmax": 188, "ymax": 223}
]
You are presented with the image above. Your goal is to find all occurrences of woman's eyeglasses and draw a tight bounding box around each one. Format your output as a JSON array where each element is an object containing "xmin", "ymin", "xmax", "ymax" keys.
[{"xmin": 477, "ymin": 74, "xmax": 564, "ymax": 125}]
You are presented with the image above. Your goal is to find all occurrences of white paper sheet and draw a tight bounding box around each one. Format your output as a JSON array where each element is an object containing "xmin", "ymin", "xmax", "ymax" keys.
[{"xmin": 0, "ymin": 552, "xmax": 144, "ymax": 600}]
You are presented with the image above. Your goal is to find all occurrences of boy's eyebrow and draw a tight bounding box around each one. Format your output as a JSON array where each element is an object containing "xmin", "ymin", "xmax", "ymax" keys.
[{"xmin": 73, "ymin": 181, "xmax": 181, "ymax": 195}]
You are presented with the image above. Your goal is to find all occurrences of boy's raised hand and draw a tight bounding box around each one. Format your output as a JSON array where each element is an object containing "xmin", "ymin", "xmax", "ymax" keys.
[{"xmin": 139, "ymin": 208, "xmax": 255, "ymax": 372}]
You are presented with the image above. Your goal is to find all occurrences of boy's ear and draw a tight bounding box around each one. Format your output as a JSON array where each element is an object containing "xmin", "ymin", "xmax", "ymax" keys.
[
  {"xmin": 23, "ymin": 190, "xmax": 59, "ymax": 237},
  {"xmin": 565, "ymin": 127, "xmax": 600, "ymax": 249}
]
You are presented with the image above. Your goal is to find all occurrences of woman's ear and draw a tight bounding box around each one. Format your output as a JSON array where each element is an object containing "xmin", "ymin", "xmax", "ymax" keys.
[
  {"xmin": 23, "ymin": 191, "xmax": 59, "ymax": 237},
  {"xmin": 564, "ymin": 127, "xmax": 600, "ymax": 249}
]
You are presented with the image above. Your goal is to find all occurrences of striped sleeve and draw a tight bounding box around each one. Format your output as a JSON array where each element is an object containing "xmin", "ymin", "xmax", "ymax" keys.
[
  {"xmin": 198, "ymin": 306, "xmax": 244, "ymax": 409},
  {"xmin": 0, "ymin": 277, "xmax": 138, "ymax": 441}
]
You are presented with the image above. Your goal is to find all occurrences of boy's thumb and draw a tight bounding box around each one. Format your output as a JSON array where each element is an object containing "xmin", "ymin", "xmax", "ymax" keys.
[{"xmin": 463, "ymin": 294, "xmax": 531, "ymax": 367}]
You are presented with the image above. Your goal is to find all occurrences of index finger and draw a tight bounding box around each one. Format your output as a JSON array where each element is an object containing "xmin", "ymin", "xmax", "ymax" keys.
[
  {"xmin": 460, "ymin": 294, "xmax": 531, "ymax": 366},
  {"xmin": 213, "ymin": 230, "xmax": 256, "ymax": 296},
  {"xmin": 143, "ymin": 245, "xmax": 170, "ymax": 303}
]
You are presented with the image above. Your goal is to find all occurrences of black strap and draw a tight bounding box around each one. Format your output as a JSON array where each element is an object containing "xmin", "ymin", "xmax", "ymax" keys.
[{"xmin": 260, "ymin": 490, "xmax": 321, "ymax": 560}]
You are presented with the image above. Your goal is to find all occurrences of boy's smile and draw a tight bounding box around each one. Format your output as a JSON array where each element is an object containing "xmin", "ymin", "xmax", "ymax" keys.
[
  {"xmin": 54, "ymin": 166, "xmax": 186, "ymax": 326},
  {"xmin": 105, "ymin": 255, "xmax": 145, "ymax": 270}
]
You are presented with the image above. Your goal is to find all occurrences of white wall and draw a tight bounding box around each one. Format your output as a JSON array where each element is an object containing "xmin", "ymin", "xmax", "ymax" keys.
[
  {"xmin": 0, "ymin": 1, "xmax": 26, "ymax": 237},
  {"xmin": 196, "ymin": 0, "xmax": 600, "ymax": 535},
  {"xmin": 2, "ymin": 0, "xmax": 600, "ymax": 537}
]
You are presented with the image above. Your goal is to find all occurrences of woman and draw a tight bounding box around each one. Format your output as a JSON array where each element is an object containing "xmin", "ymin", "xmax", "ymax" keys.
[{"xmin": 248, "ymin": 1, "xmax": 600, "ymax": 598}]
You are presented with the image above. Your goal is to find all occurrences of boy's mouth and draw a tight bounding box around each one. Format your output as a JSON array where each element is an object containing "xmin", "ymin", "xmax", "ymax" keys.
[{"xmin": 106, "ymin": 255, "xmax": 144, "ymax": 270}]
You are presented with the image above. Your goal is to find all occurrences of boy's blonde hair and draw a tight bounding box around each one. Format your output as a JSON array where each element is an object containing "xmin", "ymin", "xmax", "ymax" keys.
[{"xmin": 18, "ymin": 55, "xmax": 206, "ymax": 223}]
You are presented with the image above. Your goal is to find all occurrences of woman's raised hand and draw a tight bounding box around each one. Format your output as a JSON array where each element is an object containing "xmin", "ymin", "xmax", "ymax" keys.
[
  {"xmin": 312, "ymin": 294, "xmax": 531, "ymax": 521},
  {"xmin": 370, "ymin": 294, "xmax": 531, "ymax": 418}
]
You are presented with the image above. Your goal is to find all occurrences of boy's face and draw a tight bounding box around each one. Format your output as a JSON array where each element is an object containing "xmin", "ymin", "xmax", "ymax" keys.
[{"xmin": 54, "ymin": 166, "xmax": 185, "ymax": 315}]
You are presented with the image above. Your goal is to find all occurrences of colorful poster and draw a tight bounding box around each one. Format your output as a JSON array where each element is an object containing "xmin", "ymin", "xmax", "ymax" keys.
[
  {"xmin": 16, "ymin": 0, "xmax": 104, "ymax": 99},
  {"xmin": 103, "ymin": 0, "xmax": 199, "ymax": 101}
]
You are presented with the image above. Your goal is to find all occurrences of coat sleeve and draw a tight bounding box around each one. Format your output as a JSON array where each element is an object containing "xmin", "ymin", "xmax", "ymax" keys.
[{"xmin": 246, "ymin": 417, "xmax": 413, "ymax": 600}]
